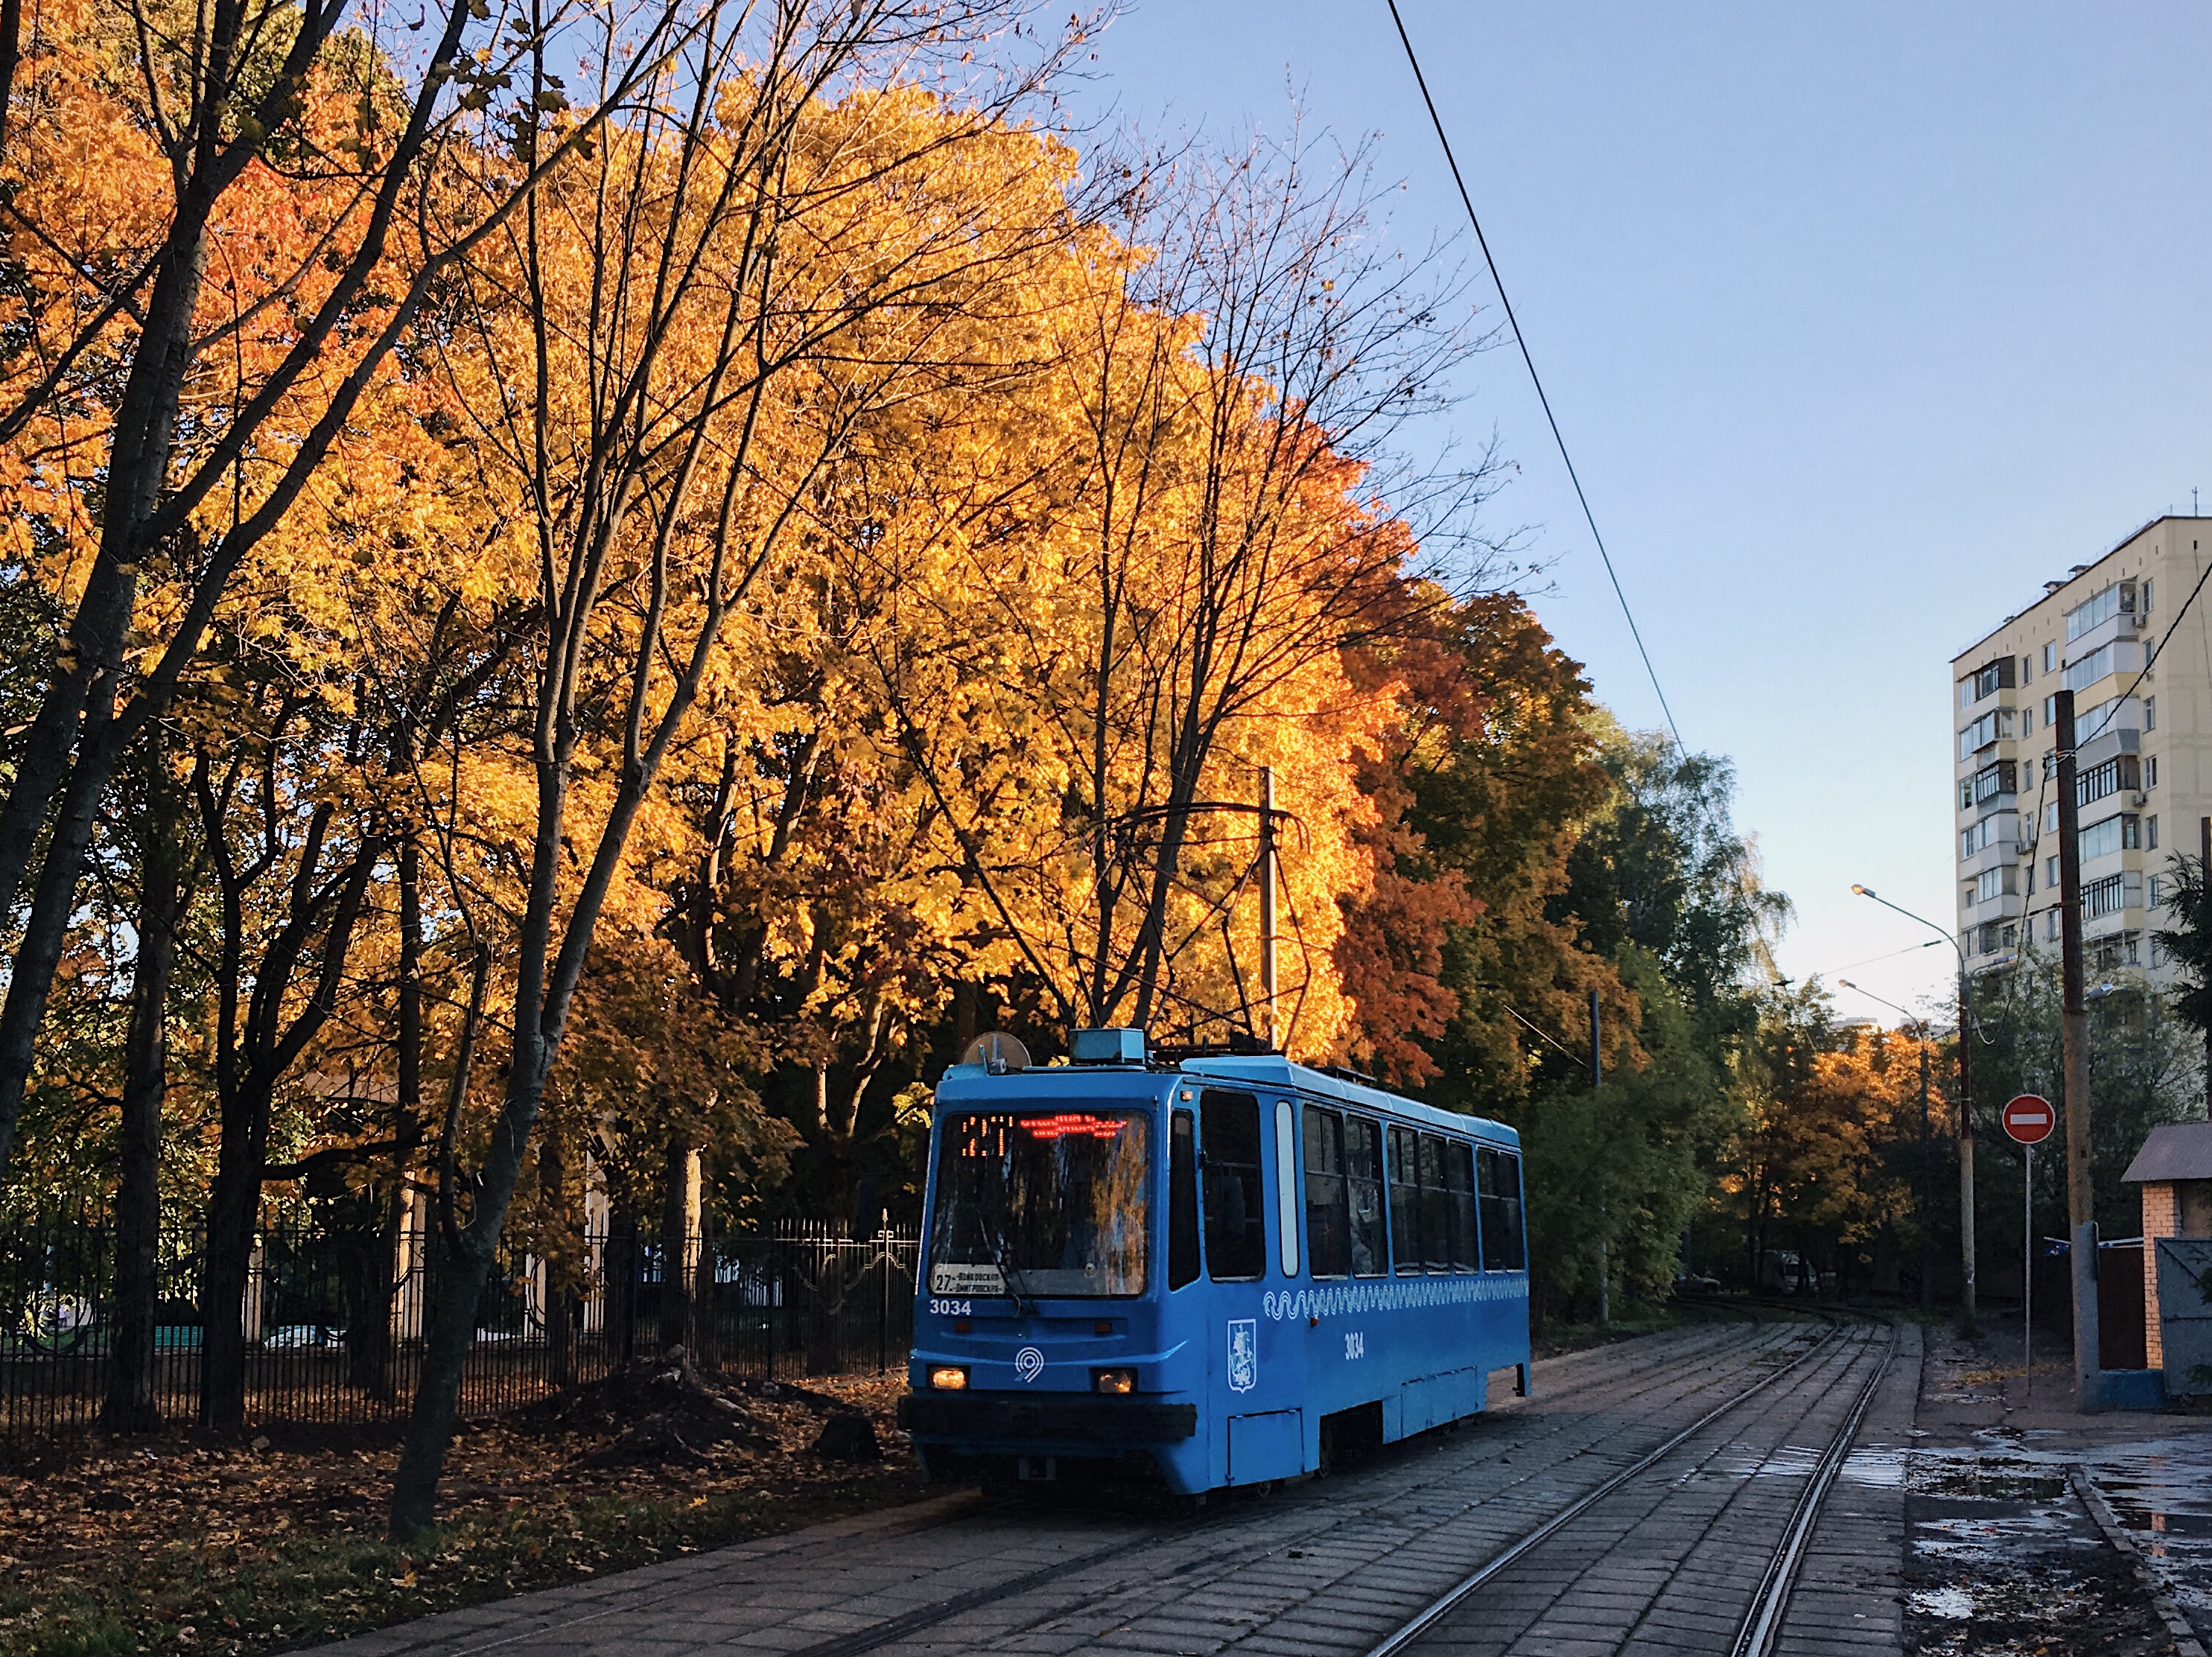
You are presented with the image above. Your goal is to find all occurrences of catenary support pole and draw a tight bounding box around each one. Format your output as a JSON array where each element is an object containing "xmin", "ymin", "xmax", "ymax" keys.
[
  {"xmin": 1919, "ymin": 1037, "xmax": 1933, "ymax": 1315},
  {"xmin": 1260, "ymin": 768, "xmax": 1278, "ymax": 1050},
  {"xmin": 1959, "ymin": 965, "xmax": 1978, "ymax": 1338},
  {"xmin": 1591, "ymin": 987, "xmax": 1607, "ymax": 1327},
  {"xmin": 2054, "ymin": 688, "xmax": 2103, "ymax": 1410},
  {"xmin": 2202, "ymin": 816, "xmax": 2211, "ymax": 1119}
]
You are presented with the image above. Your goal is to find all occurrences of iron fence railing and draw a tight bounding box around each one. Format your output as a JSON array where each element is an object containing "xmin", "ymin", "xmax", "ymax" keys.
[{"xmin": 0, "ymin": 1215, "xmax": 918, "ymax": 1460}]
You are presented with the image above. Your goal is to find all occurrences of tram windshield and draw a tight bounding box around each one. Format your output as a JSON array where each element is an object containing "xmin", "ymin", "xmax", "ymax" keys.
[{"xmin": 929, "ymin": 1110, "xmax": 1151, "ymax": 1298}]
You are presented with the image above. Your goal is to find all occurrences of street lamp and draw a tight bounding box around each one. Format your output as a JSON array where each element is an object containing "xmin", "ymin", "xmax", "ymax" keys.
[
  {"xmin": 1852, "ymin": 883, "xmax": 1979, "ymax": 1335},
  {"xmin": 1837, "ymin": 977, "xmax": 1936, "ymax": 1314}
]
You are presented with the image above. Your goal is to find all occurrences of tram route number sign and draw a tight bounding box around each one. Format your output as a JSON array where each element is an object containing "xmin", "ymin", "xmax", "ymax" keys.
[{"xmin": 2001, "ymin": 1094, "xmax": 2056, "ymax": 1146}]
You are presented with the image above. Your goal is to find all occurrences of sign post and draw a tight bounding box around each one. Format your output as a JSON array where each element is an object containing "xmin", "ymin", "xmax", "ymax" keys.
[{"xmin": 2003, "ymin": 1094, "xmax": 2057, "ymax": 1393}]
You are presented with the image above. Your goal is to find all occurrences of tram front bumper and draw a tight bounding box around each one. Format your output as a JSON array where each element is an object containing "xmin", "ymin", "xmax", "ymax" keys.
[{"xmin": 898, "ymin": 1390, "xmax": 1198, "ymax": 1443}]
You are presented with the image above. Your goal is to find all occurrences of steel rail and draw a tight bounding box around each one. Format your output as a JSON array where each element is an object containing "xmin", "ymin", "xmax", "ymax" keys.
[
  {"xmin": 1361, "ymin": 1316, "xmax": 1871, "ymax": 1657},
  {"xmin": 1729, "ymin": 1322, "xmax": 1897, "ymax": 1657},
  {"xmin": 783, "ymin": 1316, "xmax": 1808, "ymax": 1657}
]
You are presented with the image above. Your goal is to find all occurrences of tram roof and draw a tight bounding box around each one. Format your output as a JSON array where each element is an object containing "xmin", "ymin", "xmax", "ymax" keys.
[{"xmin": 933, "ymin": 1052, "xmax": 1517, "ymax": 1148}]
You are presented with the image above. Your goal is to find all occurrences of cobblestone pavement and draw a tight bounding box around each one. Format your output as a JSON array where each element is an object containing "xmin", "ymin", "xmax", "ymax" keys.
[{"xmin": 318, "ymin": 1315, "xmax": 1910, "ymax": 1657}]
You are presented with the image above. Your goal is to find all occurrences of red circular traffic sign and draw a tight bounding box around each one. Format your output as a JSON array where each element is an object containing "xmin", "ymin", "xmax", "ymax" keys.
[{"xmin": 2002, "ymin": 1094, "xmax": 2056, "ymax": 1146}]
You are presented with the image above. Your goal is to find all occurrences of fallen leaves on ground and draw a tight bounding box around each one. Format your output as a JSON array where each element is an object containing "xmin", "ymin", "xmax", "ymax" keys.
[{"xmin": 0, "ymin": 1369, "xmax": 924, "ymax": 1657}]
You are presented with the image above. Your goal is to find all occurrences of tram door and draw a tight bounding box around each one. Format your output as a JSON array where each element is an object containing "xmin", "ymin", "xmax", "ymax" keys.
[{"xmin": 1198, "ymin": 1087, "xmax": 1300, "ymax": 1483}]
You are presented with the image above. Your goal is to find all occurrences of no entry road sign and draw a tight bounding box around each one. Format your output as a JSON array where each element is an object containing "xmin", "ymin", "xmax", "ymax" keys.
[{"xmin": 2002, "ymin": 1094, "xmax": 2056, "ymax": 1145}]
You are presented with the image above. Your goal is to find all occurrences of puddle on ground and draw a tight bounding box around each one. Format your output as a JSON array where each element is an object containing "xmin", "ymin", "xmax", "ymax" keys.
[{"xmin": 1906, "ymin": 1445, "xmax": 2183, "ymax": 1654}]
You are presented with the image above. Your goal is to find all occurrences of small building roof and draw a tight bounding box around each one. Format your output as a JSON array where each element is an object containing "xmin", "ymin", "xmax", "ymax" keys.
[{"xmin": 2122, "ymin": 1122, "xmax": 2212, "ymax": 1184}]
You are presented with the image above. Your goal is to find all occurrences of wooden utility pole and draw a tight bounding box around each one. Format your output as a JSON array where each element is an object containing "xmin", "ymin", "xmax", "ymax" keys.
[
  {"xmin": 2053, "ymin": 688, "xmax": 2103, "ymax": 1409},
  {"xmin": 1259, "ymin": 768, "xmax": 1278, "ymax": 1049},
  {"xmin": 2202, "ymin": 816, "xmax": 2211, "ymax": 1119}
]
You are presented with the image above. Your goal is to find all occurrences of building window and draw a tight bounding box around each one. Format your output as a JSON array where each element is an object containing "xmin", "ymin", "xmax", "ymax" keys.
[
  {"xmin": 1960, "ymin": 780, "xmax": 1974, "ymax": 812},
  {"xmin": 2152, "ymin": 933, "xmax": 2166, "ymax": 968},
  {"xmin": 2080, "ymin": 872, "xmax": 2129, "ymax": 920},
  {"xmin": 2045, "ymin": 802, "xmax": 2059, "ymax": 834},
  {"xmin": 2047, "ymin": 854, "xmax": 2060, "ymax": 887},
  {"xmin": 2076, "ymin": 754, "xmax": 2140, "ymax": 807},
  {"xmin": 2146, "ymin": 696, "xmax": 2156, "ymax": 731},
  {"xmin": 2047, "ymin": 909, "xmax": 2061, "ymax": 941},
  {"xmin": 2044, "ymin": 694, "xmax": 2056, "ymax": 726},
  {"xmin": 2065, "ymin": 580, "xmax": 2135, "ymax": 641},
  {"xmin": 2077, "ymin": 812, "xmax": 2140, "ymax": 862},
  {"xmin": 1960, "ymin": 656, "xmax": 2017, "ymax": 706},
  {"xmin": 2022, "ymin": 707, "xmax": 2035, "ymax": 735},
  {"xmin": 1979, "ymin": 922, "xmax": 2002, "ymax": 955},
  {"xmin": 2026, "ymin": 864, "xmax": 2035, "ymax": 895},
  {"xmin": 1957, "ymin": 708, "xmax": 2015, "ymax": 758},
  {"xmin": 2147, "ymin": 756, "xmax": 2159, "ymax": 788},
  {"xmin": 1975, "ymin": 867, "xmax": 2012, "ymax": 904},
  {"xmin": 2145, "ymin": 578, "xmax": 2154, "ymax": 613},
  {"xmin": 2044, "ymin": 642, "xmax": 2057, "ymax": 673},
  {"xmin": 2149, "ymin": 815, "xmax": 2159, "ymax": 850},
  {"xmin": 2003, "ymin": 924, "xmax": 2018, "ymax": 949},
  {"xmin": 2150, "ymin": 874, "xmax": 2165, "ymax": 909}
]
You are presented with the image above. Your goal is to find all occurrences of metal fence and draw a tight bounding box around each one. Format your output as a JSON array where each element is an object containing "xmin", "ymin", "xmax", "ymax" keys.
[{"xmin": 0, "ymin": 1215, "xmax": 918, "ymax": 1460}]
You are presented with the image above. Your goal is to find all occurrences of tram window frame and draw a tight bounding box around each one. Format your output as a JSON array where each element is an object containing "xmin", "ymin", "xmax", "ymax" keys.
[
  {"xmin": 1200, "ymin": 1090, "xmax": 1267, "ymax": 1281},
  {"xmin": 1169, "ymin": 1108, "xmax": 1201, "ymax": 1290},
  {"xmin": 1444, "ymin": 1140, "xmax": 1479, "ymax": 1270},
  {"xmin": 1478, "ymin": 1146, "xmax": 1526, "ymax": 1273},
  {"xmin": 1388, "ymin": 1125, "xmax": 1423, "ymax": 1274},
  {"xmin": 1417, "ymin": 1135, "xmax": 1452, "ymax": 1271},
  {"xmin": 1303, "ymin": 1105, "xmax": 1353, "ymax": 1279},
  {"xmin": 1345, "ymin": 1115, "xmax": 1388, "ymax": 1277}
]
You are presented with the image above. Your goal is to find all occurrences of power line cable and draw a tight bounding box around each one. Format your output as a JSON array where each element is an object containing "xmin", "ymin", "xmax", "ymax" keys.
[{"xmin": 1385, "ymin": 0, "xmax": 1683, "ymax": 752}]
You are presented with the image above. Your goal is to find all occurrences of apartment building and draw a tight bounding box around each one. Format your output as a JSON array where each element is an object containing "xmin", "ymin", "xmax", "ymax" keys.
[{"xmin": 1951, "ymin": 515, "xmax": 2212, "ymax": 986}]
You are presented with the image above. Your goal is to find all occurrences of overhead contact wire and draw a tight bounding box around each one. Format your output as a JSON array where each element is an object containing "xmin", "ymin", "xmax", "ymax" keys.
[{"xmin": 1386, "ymin": 1, "xmax": 1683, "ymax": 753}]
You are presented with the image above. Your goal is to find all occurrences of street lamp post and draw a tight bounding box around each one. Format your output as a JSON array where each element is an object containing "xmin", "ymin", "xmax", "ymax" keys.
[
  {"xmin": 1852, "ymin": 884, "xmax": 1978, "ymax": 1335},
  {"xmin": 1838, "ymin": 977, "xmax": 1935, "ymax": 1316}
]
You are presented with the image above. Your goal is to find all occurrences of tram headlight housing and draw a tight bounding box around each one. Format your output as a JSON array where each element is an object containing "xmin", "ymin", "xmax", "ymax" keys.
[
  {"xmin": 928, "ymin": 1365, "xmax": 969, "ymax": 1391},
  {"xmin": 1093, "ymin": 1367, "xmax": 1136, "ymax": 1395}
]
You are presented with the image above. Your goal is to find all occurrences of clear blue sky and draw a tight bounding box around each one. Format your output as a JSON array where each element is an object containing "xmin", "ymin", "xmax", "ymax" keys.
[{"xmin": 1065, "ymin": 0, "xmax": 2212, "ymax": 1023}]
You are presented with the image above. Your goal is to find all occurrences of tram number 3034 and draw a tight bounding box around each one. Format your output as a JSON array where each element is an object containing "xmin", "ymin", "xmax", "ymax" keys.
[
  {"xmin": 1344, "ymin": 1330, "xmax": 1366, "ymax": 1361},
  {"xmin": 928, "ymin": 1299, "xmax": 973, "ymax": 1317}
]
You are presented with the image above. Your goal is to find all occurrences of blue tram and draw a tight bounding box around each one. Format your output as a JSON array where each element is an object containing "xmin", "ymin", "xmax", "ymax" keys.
[{"xmin": 897, "ymin": 1029, "xmax": 1530, "ymax": 1495}]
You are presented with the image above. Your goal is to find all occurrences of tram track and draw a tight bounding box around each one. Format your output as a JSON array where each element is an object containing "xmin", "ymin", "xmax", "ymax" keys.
[
  {"xmin": 789, "ymin": 1311, "xmax": 1865, "ymax": 1657},
  {"xmin": 1370, "ymin": 1316, "xmax": 1897, "ymax": 1657},
  {"xmin": 357, "ymin": 1311, "xmax": 1887, "ymax": 1657}
]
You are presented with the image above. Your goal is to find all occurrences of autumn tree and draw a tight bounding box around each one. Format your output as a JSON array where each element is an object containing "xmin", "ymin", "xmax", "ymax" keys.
[
  {"xmin": 381, "ymin": 0, "xmax": 1084, "ymax": 1536},
  {"xmin": 0, "ymin": 0, "xmax": 700, "ymax": 1189}
]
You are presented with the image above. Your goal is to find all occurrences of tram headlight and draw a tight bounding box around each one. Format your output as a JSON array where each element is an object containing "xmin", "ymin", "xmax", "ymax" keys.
[
  {"xmin": 928, "ymin": 1365, "xmax": 969, "ymax": 1391},
  {"xmin": 1093, "ymin": 1367, "xmax": 1136, "ymax": 1395}
]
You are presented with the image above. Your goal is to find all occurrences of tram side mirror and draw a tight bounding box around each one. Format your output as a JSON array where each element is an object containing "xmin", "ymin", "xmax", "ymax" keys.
[
  {"xmin": 962, "ymin": 1031, "xmax": 1032, "ymax": 1074},
  {"xmin": 1070, "ymin": 1028, "xmax": 1146, "ymax": 1065}
]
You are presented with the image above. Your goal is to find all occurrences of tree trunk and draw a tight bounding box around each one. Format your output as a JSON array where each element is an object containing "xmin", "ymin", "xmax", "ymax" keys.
[
  {"xmin": 104, "ymin": 767, "xmax": 184, "ymax": 1433},
  {"xmin": 658, "ymin": 1140, "xmax": 702, "ymax": 1355},
  {"xmin": 198, "ymin": 1085, "xmax": 267, "ymax": 1432}
]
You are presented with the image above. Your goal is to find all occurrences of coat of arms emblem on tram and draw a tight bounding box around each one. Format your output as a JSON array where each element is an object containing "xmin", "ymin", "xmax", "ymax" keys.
[{"xmin": 1227, "ymin": 1319, "xmax": 1257, "ymax": 1393}]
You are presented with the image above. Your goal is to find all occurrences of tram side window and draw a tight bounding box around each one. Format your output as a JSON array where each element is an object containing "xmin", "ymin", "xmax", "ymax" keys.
[
  {"xmin": 1478, "ymin": 1147, "xmax": 1526, "ymax": 1272},
  {"xmin": 1444, "ymin": 1141, "xmax": 1479, "ymax": 1270},
  {"xmin": 1201, "ymin": 1090, "xmax": 1266, "ymax": 1280},
  {"xmin": 1388, "ymin": 1125, "xmax": 1423, "ymax": 1274},
  {"xmin": 1417, "ymin": 1135, "xmax": 1453, "ymax": 1271},
  {"xmin": 1169, "ymin": 1109, "xmax": 1201, "ymax": 1290},
  {"xmin": 1303, "ymin": 1106, "xmax": 1352, "ymax": 1278},
  {"xmin": 1345, "ymin": 1116, "xmax": 1387, "ymax": 1276}
]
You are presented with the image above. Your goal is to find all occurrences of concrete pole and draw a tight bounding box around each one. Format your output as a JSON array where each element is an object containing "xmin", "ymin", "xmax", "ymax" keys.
[
  {"xmin": 1958, "ymin": 965, "xmax": 1978, "ymax": 1338},
  {"xmin": 1919, "ymin": 1037, "xmax": 1933, "ymax": 1315},
  {"xmin": 1259, "ymin": 768, "xmax": 1278, "ymax": 1050},
  {"xmin": 1591, "ymin": 987, "xmax": 1607, "ymax": 1327},
  {"xmin": 2054, "ymin": 687, "xmax": 2103, "ymax": 1410}
]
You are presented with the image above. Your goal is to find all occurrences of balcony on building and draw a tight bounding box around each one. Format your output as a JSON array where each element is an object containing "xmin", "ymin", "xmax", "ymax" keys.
[{"xmin": 2062, "ymin": 577, "xmax": 2144, "ymax": 662}]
